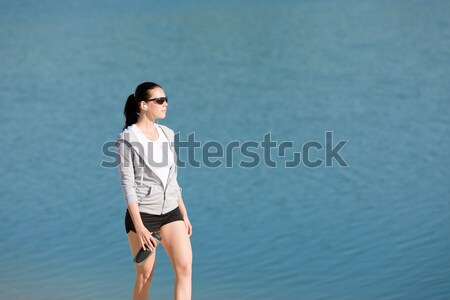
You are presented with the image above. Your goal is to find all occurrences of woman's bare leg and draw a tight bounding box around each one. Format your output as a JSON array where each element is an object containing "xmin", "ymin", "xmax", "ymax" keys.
[
  {"xmin": 128, "ymin": 231, "xmax": 157, "ymax": 300},
  {"xmin": 160, "ymin": 220, "xmax": 193, "ymax": 300}
]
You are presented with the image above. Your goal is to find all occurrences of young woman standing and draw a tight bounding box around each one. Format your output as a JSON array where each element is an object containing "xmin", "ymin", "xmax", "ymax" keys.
[{"xmin": 116, "ymin": 82, "xmax": 192, "ymax": 300}]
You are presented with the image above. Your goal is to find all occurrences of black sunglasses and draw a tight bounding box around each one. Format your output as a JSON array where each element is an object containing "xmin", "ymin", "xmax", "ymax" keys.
[{"xmin": 147, "ymin": 97, "xmax": 168, "ymax": 105}]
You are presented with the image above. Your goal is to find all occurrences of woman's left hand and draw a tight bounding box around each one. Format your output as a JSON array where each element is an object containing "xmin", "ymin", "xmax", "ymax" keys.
[{"xmin": 184, "ymin": 217, "xmax": 192, "ymax": 237}]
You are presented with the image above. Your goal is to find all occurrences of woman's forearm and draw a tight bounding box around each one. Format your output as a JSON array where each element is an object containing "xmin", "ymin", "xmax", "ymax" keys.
[{"xmin": 127, "ymin": 203, "xmax": 145, "ymax": 230}]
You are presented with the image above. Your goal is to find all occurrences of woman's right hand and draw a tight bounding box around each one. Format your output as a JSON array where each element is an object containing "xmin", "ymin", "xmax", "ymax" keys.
[{"xmin": 135, "ymin": 226, "xmax": 158, "ymax": 251}]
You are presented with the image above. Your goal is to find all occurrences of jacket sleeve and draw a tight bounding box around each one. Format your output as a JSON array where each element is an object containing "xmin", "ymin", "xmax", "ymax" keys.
[{"xmin": 116, "ymin": 138, "xmax": 138, "ymax": 207}]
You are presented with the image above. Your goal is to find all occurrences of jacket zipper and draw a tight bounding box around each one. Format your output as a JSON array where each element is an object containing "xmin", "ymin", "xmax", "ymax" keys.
[
  {"xmin": 157, "ymin": 124, "xmax": 175, "ymax": 215},
  {"xmin": 160, "ymin": 165, "xmax": 175, "ymax": 214}
]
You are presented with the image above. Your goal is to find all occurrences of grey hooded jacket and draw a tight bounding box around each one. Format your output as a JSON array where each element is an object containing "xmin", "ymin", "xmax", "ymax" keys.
[{"xmin": 116, "ymin": 124, "xmax": 182, "ymax": 215}]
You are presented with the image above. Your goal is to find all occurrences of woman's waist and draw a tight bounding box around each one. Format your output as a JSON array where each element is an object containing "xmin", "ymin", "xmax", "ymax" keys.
[
  {"xmin": 135, "ymin": 184, "xmax": 179, "ymax": 201},
  {"xmin": 135, "ymin": 197, "xmax": 179, "ymax": 215}
]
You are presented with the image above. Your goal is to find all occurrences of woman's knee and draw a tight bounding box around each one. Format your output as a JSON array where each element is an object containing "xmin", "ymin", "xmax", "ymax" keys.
[
  {"xmin": 135, "ymin": 262, "xmax": 155, "ymax": 285},
  {"xmin": 175, "ymin": 259, "xmax": 192, "ymax": 278},
  {"xmin": 136, "ymin": 270, "xmax": 153, "ymax": 286}
]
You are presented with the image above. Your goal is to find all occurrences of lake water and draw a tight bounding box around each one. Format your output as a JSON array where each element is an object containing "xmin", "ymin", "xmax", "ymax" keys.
[{"xmin": 1, "ymin": 0, "xmax": 449, "ymax": 299}]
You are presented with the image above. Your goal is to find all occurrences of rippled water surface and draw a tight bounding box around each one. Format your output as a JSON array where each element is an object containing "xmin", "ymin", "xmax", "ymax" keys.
[{"xmin": 1, "ymin": 0, "xmax": 449, "ymax": 299}]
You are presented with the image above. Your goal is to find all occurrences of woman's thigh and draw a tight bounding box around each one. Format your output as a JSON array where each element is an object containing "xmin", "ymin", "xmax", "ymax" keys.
[
  {"xmin": 127, "ymin": 231, "xmax": 157, "ymax": 277},
  {"xmin": 160, "ymin": 221, "xmax": 192, "ymax": 271}
]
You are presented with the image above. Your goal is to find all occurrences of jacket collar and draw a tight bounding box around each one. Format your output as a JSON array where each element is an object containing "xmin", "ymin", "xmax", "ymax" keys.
[{"xmin": 121, "ymin": 124, "xmax": 177, "ymax": 175}]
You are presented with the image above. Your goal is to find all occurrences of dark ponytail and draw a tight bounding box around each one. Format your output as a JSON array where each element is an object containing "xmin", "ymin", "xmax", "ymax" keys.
[
  {"xmin": 122, "ymin": 82, "xmax": 162, "ymax": 130},
  {"xmin": 123, "ymin": 94, "xmax": 139, "ymax": 130}
]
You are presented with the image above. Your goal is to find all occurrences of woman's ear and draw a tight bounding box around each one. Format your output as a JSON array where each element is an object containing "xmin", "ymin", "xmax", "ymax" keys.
[{"xmin": 140, "ymin": 101, "xmax": 148, "ymax": 111}]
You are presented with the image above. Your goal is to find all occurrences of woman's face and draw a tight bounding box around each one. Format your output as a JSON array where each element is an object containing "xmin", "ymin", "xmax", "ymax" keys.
[{"xmin": 141, "ymin": 87, "xmax": 168, "ymax": 120}]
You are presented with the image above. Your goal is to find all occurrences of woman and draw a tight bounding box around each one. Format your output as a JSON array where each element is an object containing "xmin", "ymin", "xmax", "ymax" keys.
[{"xmin": 116, "ymin": 82, "xmax": 192, "ymax": 300}]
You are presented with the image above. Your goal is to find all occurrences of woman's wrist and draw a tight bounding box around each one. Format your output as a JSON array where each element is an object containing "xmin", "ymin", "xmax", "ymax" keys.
[{"xmin": 135, "ymin": 223, "xmax": 146, "ymax": 232}]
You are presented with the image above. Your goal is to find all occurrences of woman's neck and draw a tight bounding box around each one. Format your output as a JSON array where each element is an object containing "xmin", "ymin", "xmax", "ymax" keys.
[{"xmin": 136, "ymin": 116, "xmax": 158, "ymax": 133}]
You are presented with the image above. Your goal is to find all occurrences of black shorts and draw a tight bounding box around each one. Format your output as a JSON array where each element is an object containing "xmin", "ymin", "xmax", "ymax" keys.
[{"xmin": 125, "ymin": 206, "xmax": 184, "ymax": 234}]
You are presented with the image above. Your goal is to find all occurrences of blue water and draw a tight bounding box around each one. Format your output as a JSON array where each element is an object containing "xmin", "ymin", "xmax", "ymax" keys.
[{"xmin": 1, "ymin": 0, "xmax": 449, "ymax": 299}]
